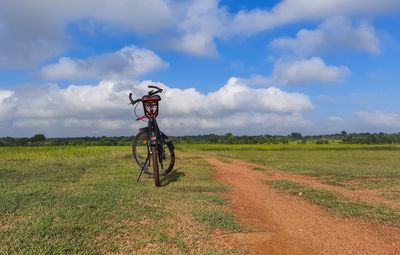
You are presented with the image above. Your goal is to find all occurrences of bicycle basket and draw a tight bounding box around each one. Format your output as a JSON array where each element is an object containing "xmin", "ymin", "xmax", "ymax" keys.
[{"xmin": 142, "ymin": 95, "xmax": 160, "ymax": 118}]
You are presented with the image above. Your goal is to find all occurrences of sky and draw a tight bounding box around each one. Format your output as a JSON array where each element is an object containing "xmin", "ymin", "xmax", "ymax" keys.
[{"xmin": 0, "ymin": 0, "xmax": 400, "ymax": 137}]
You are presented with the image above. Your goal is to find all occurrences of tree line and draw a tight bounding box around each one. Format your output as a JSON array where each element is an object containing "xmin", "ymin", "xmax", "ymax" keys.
[
  {"xmin": 0, "ymin": 134, "xmax": 133, "ymax": 147},
  {"xmin": 1, "ymin": 131, "xmax": 400, "ymax": 147},
  {"xmin": 174, "ymin": 132, "xmax": 400, "ymax": 145}
]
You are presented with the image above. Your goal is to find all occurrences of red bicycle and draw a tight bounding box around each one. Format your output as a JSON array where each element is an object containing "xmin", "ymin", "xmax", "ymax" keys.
[{"xmin": 129, "ymin": 86, "xmax": 175, "ymax": 187}]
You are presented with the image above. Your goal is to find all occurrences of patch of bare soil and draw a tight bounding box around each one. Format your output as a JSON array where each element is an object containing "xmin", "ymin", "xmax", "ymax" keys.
[
  {"xmin": 0, "ymin": 223, "xmax": 13, "ymax": 231},
  {"xmin": 202, "ymin": 156, "xmax": 400, "ymax": 255}
]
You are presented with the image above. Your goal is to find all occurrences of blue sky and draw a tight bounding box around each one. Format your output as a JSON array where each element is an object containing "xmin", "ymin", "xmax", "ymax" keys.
[{"xmin": 0, "ymin": 0, "xmax": 400, "ymax": 137}]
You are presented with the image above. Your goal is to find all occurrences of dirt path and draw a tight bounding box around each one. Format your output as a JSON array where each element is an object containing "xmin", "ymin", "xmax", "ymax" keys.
[
  {"xmin": 240, "ymin": 160, "xmax": 400, "ymax": 210},
  {"xmin": 201, "ymin": 156, "xmax": 400, "ymax": 255}
]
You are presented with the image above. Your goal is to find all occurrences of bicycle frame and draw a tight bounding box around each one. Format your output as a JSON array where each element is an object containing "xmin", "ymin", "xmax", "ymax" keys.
[
  {"xmin": 130, "ymin": 85, "xmax": 175, "ymax": 186},
  {"xmin": 147, "ymin": 117, "xmax": 159, "ymax": 145}
]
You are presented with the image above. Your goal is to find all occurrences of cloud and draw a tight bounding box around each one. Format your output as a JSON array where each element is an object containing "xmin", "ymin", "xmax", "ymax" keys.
[
  {"xmin": 0, "ymin": 0, "xmax": 175, "ymax": 68},
  {"xmin": 40, "ymin": 46, "xmax": 168, "ymax": 80},
  {"xmin": 158, "ymin": 112, "xmax": 310, "ymax": 135},
  {"xmin": 355, "ymin": 111, "xmax": 400, "ymax": 129},
  {"xmin": 0, "ymin": 78, "xmax": 313, "ymax": 137},
  {"xmin": 0, "ymin": 6, "xmax": 65, "ymax": 68},
  {"xmin": 238, "ymin": 57, "xmax": 351, "ymax": 86},
  {"xmin": 237, "ymin": 75, "xmax": 273, "ymax": 86},
  {"xmin": 162, "ymin": 77, "xmax": 314, "ymax": 116},
  {"xmin": 329, "ymin": 116, "xmax": 343, "ymax": 121},
  {"xmin": 0, "ymin": 90, "xmax": 13, "ymax": 103},
  {"xmin": 315, "ymin": 111, "xmax": 400, "ymax": 134},
  {"xmin": 273, "ymin": 57, "xmax": 351, "ymax": 85},
  {"xmin": 232, "ymin": 0, "xmax": 400, "ymax": 35},
  {"xmin": 270, "ymin": 16, "xmax": 380, "ymax": 56},
  {"xmin": 168, "ymin": 0, "xmax": 230, "ymax": 56},
  {"xmin": 0, "ymin": 90, "xmax": 15, "ymax": 118},
  {"xmin": 2, "ymin": 0, "xmax": 398, "ymax": 66}
]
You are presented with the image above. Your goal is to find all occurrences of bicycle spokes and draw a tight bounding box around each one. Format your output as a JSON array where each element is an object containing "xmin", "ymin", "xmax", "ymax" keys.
[{"xmin": 137, "ymin": 153, "xmax": 151, "ymax": 183}]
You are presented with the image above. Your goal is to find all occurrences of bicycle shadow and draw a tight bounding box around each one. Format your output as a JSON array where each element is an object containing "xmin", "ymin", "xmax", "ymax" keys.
[{"xmin": 161, "ymin": 168, "xmax": 185, "ymax": 186}]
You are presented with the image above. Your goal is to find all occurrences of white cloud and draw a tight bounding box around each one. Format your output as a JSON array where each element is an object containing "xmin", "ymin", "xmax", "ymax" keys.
[
  {"xmin": 355, "ymin": 111, "xmax": 400, "ymax": 129},
  {"xmin": 273, "ymin": 57, "xmax": 351, "ymax": 85},
  {"xmin": 232, "ymin": 0, "xmax": 400, "ymax": 35},
  {"xmin": 0, "ymin": 0, "xmax": 175, "ymax": 67},
  {"xmin": 238, "ymin": 56, "xmax": 351, "ymax": 86},
  {"xmin": 0, "ymin": 78, "xmax": 313, "ymax": 137},
  {"xmin": 329, "ymin": 116, "xmax": 343, "ymax": 121},
  {"xmin": 0, "ymin": 90, "xmax": 15, "ymax": 118},
  {"xmin": 270, "ymin": 16, "xmax": 380, "ymax": 56},
  {"xmin": 0, "ymin": 90, "xmax": 13, "ymax": 104},
  {"xmin": 40, "ymin": 46, "xmax": 167, "ymax": 80},
  {"xmin": 317, "ymin": 111, "xmax": 400, "ymax": 134},
  {"xmin": 168, "ymin": 0, "xmax": 230, "ymax": 56},
  {"xmin": 158, "ymin": 112, "xmax": 310, "ymax": 135},
  {"xmin": 237, "ymin": 75, "xmax": 273, "ymax": 86},
  {"xmin": 172, "ymin": 33, "xmax": 218, "ymax": 56},
  {"xmin": 162, "ymin": 77, "xmax": 313, "ymax": 117},
  {"xmin": 2, "ymin": 0, "xmax": 398, "ymax": 66}
]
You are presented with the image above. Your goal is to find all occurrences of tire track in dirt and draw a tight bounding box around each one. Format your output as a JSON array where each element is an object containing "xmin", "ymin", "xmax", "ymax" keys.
[{"xmin": 201, "ymin": 156, "xmax": 400, "ymax": 255}]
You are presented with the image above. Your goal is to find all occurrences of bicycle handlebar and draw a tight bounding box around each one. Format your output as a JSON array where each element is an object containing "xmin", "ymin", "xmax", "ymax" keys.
[
  {"xmin": 129, "ymin": 93, "xmax": 141, "ymax": 105},
  {"xmin": 129, "ymin": 85, "xmax": 163, "ymax": 106},
  {"xmin": 148, "ymin": 85, "xmax": 163, "ymax": 96},
  {"xmin": 148, "ymin": 85, "xmax": 162, "ymax": 90}
]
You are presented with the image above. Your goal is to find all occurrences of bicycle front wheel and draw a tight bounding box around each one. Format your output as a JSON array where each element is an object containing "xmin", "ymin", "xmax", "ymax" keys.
[
  {"xmin": 151, "ymin": 145, "xmax": 160, "ymax": 187},
  {"xmin": 132, "ymin": 130, "xmax": 153, "ymax": 175}
]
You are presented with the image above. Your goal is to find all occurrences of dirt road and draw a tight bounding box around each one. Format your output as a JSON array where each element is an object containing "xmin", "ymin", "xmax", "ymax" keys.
[{"xmin": 202, "ymin": 156, "xmax": 400, "ymax": 255}]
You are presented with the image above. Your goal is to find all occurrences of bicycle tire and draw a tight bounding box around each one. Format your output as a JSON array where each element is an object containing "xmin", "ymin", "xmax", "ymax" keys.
[
  {"xmin": 159, "ymin": 137, "xmax": 175, "ymax": 176},
  {"xmin": 132, "ymin": 130, "xmax": 152, "ymax": 175},
  {"xmin": 132, "ymin": 130, "xmax": 175, "ymax": 176},
  {"xmin": 151, "ymin": 145, "xmax": 160, "ymax": 187}
]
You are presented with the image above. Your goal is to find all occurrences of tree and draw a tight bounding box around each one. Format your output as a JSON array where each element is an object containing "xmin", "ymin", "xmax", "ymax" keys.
[
  {"xmin": 206, "ymin": 134, "xmax": 218, "ymax": 143},
  {"xmin": 118, "ymin": 138, "xmax": 131, "ymax": 146},
  {"xmin": 16, "ymin": 137, "xmax": 29, "ymax": 146},
  {"xmin": 49, "ymin": 138, "xmax": 65, "ymax": 146},
  {"xmin": 291, "ymin": 132, "xmax": 302, "ymax": 139},
  {"xmin": 31, "ymin": 134, "xmax": 46, "ymax": 142},
  {"xmin": 341, "ymin": 130, "xmax": 347, "ymax": 136},
  {"xmin": 99, "ymin": 137, "xmax": 118, "ymax": 146},
  {"xmin": 4, "ymin": 137, "xmax": 16, "ymax": 146}
]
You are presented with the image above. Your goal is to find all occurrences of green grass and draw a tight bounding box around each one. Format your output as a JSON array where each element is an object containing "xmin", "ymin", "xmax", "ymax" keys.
[
  {"xmin": 217, "ymin": 158, "xmax": 232, "ymax": 164},
  {"xmin": 265, "ymin": 180, "xmax": 400, "ymax": 226},
  {"xmin": 0, "ymin": 146, "xmax": 241, "ymax": 254},
  {"xmin": 178, "ymin": 143, "xmax": 400, "ymax": 151},
  {"xmin": 194, "ymin": 209, "xmax": 242, "ymax": 231},
  {"xmin": 252, "ymin": 167, "xmax": 268, "ymax": 172},
  {"xmin": 380, "ymin": 191, "xmax": 400, "ymax": 201}
]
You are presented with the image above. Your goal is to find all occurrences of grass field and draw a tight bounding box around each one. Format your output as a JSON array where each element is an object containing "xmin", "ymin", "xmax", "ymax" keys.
[
  {"xmin": 0, "ymin": 147, "xmax": 241, "ymax": 254},
  {"xmin": 1, "ymin": 144, "xmax": 400, "ymax": 253}
]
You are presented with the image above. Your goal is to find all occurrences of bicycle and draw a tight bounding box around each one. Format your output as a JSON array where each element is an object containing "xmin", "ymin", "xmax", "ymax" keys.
[{"xmin": 129, "ymin": 85, "xmax": 175, "ymax": 187}]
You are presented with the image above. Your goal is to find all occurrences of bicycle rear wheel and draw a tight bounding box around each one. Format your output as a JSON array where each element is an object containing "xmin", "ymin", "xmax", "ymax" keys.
[
  {"xmin": 151, "ymin": 145, "xmax": 160, "ymax": 187},
  {"xmin": 158, "ymin": 139, "xmax": 175, "ymax": 176}
]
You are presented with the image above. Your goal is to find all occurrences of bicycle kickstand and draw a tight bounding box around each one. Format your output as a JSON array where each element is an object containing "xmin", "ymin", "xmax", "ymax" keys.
[{"xmin": 137, "ymin": 154, "xmax": 150, "ymax": 183}]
